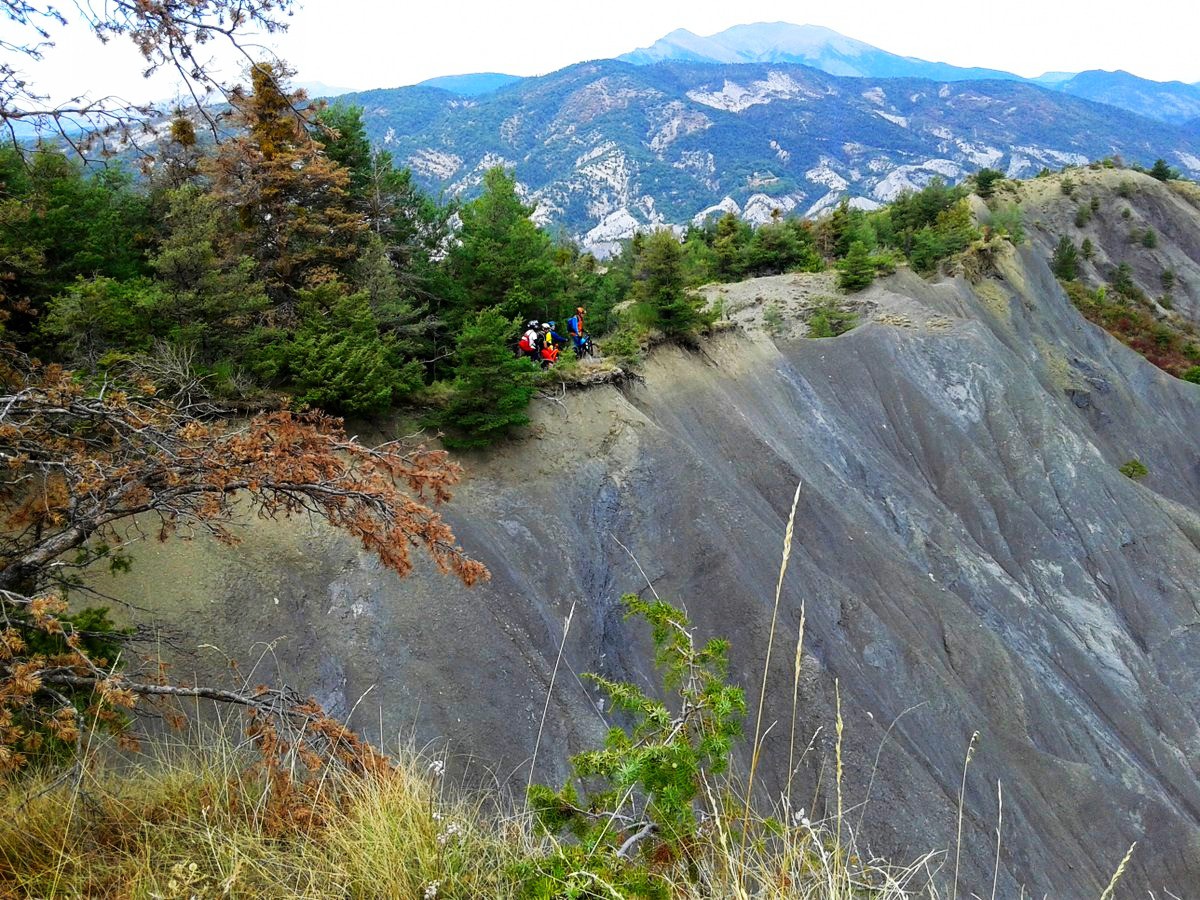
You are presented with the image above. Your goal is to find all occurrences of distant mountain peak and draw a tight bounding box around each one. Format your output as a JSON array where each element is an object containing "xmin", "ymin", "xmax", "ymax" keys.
[{"xmin": 618, "ymin": 22, "xmax": 1020, "ymax": 82}]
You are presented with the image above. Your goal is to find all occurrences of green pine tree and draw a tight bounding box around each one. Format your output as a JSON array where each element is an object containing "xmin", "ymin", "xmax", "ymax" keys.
[
  {"xmin": 438, "ymin": 307, "xmax": 538, "ymax": 449},
  {"xmin": 1051, "ymin": 235, "xmax": 1079, "ymax": 280},
  {"xmin": 633, "ymin": 229, "xmax": 704, "ymax": 337},
  {"xmin": 441, "ymin": 167, "xmax": 561, "ymax": 328},
  {"xmin": 837, "ymin": 240, "xmax": 875, "ymax": 292}
]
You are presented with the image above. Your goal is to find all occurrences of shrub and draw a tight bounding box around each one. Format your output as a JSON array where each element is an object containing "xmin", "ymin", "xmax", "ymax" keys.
[
  {"xmin": 1061, "ymin": 177, "xmax": 1075, "ymax": 197},
  {"xmin": 1183, "ymin": 366, "xmax": 1200, "ymax": 384},
  {"xmin": 1150, "ymin": 159, "xmax": 1176, "ymax": 182},
  {"xmin": 1119, "ymin": 459, "xmax": 1149, "ymax": 479},
  {"xmin": 837, "ymin": 240, "xmax": 875, "ymax": 291},
  {"xmin": 763, "ymin": 302, "xmax": 784, "ymax": 335},
  {"xmin": 1051, "ymin": 235, "xmax": 1079, "ymax": 280},
  {"xmin": 1081, "ymin": 238, "xmax": 1095, "ymax": 260},
  {"xmin": 1142, "ymin": 228, "xmax": 1158, "ymax": 249},
  {"xmin": 1090, "ymin": 196, "xmax": 1101, "ymax": 213},
  {"xmin": 601, "ymin": 324, "xmax": 643, "ymax": 370},
  {"xmin": 527, "ymin": 596, "xmax": 745, "ymax": 896},
  {"xmin": 974, "ymin": 168, "xmax": 1005, "ymax": 199},
  {"xmin": 1117, "ymin": 180, "xmax": 1135, "ymax": 199},
  {"xmin": 436, "ymin": 307, "xmax": 538, "ymax": 449},
  {"xmin": 807, "ymin": 301, "xmax": 858, "ymax": 338},
  {"xmin": 989, "ymin": 204, "xmax": 1026, "ymax": 243},
  {"xmin": 286, "ymin": 288, "xmax": 410, "ymax": 416},
  {"xmin": 1162, "ymin": 269, "xmax": 1177, "ymax": 292},
  {"xmin": 1121, "ymin": 208, "xmax": 1132, "ymax": 220},
  {"xmin": 1074, "ymin": 207, "xmax": 1091, "ymax": 228}
]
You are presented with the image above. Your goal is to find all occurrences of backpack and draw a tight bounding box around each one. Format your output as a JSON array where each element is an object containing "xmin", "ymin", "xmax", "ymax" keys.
[{"xmin": 567, "ymin": 315, "xmax": 580, "ymax": 336}]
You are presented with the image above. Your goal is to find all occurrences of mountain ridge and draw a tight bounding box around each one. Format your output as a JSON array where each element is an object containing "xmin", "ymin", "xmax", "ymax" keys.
[{"xmin": 339, "ymin": 58, "xmax": 1200, "ymax": 254}]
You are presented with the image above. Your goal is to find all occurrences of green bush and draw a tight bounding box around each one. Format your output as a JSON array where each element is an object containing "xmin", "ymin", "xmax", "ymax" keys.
[
  {"xmin": 1183, "ymin": 366, "xmax": 1200, "ymax": 384},
  {"xmin": 837, "ymin": 240, "xmax": 875, "ymax": 291},
  {"xmin": 763, "ymin": 302, "xmax": 784, "ymax": 335},
  {"xmin": 989, "ymin": 204, "xmax": 1026, "ymax": 243},
  {"xmin": 286, "ymin": 287, "xmax": 410, "ymax": 416},
  {"xmin": 436, "ymin": 307, "xmax": 538, "ymax": 449},
  {"xmin": 807, "ymin": 301, "xmax": 858, "ymax": 338},
  {"xmin": 526, "ymin": 596, "xmax": 745, "ymax": 897},
  {"xmin": 1119, "ymin": 459, "xmax": 1149, "ymax": 479},
  {"xmin": 1051, "ymin": 236, "xmax": 1079, "ymax": 281},
  {"xmin": 974, "ymin": 168, "xmax": 1005, "ymax": 199},
  {"xmin": 601, "ymin": 325, "xmax": 644, "ymax": 370}
]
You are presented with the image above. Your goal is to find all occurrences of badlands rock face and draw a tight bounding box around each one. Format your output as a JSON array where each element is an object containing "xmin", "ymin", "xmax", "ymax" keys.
[{"xmin": 102, "ymin": 179, "xmax": 1200, "ymax": 896}]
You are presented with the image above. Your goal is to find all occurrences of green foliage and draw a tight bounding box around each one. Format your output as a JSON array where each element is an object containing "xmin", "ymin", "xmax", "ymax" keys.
[
  {"xmin": 763, "ymin": 302, "xmax": 784, "ymax": 335},
  {"xmin": 1161, "ymin": 269, "xmax": 1176, "ymax": 292},
  {"xmin": 1116, "ymin": 180, "xmax": 1135, "ymax": 199},
  {"xmin": 837, "ymin": 240, "xmax": 874, "ymax": 292},
  {"xmin": 526, "ymin": 597, "xmax": 745, "ymax": 895},
  {"xmin": 283, "ymin": 285, "xmax": 411, "ymax": 416},
  {"xmin": 0, "ymin": 148, "xmax": 150, "ymax": 325},
  {"xmin": 1074, "ymin": 206, "xmax": 1091, "ymax": 228},
  {"xmin": 974, "ymin": 168, "xmax": 1005, "ymax": 199},
  {"xmin": 633, "ymin": 230, "xmax": 705, "ymax": 337},
  {"xmin": 1051, "ymin": 236, "xmax": 1079, "ymax": 281},
  {"xmin": 807, "ymin": 301, "xmax": 858, "ymax": 338},
  {"xmin": 1112, "ymin": 262, "xmax": 1139, "ymax": 298},
  {"xmin": 442, "ymin": 167, "xmax": 561, "ymax": 328},
  {"xmin": 149, "ymin": 185, "xmax": 269, "ymax": 360},
  {"xmin": 1119, "ymin": 459, "xmax": 1149, "ymax": 479},
  {"xmin": 314, "ymin": 103, "xmax": 373, "ymax": 196},
  {"xmin": 1141, "ymin": 228, "xmax": 1158, "ymax": 249},
  {"xmin": 600, "ymin": 325, "xmax": 643, "ymax": 370},
  {"xmin": 1090, "ymin": 196, "xmax": 1101, "ymax": 213},
  {"xmin": 437, "ymin": 307, "xmax": 538, "ymax": 449},
  {"xmin": 1081, "ymin": 238, "xmax": 1095, "ymax": 260},
  {"xmin": 988, "ymin": 204, "xmax": 1026, "ymax": 243},
  {"xmin": 1149, "ymin": 159, "xmax": 1177, "ymax": 182},
  {"xmin": 1183, "ymin": 366, "xmax": 1200, "ymax": 384},
  {"xmin": 42, "ymin": 277, "xmax": 164, "ymax": 365},
  {"xmin": 1061, "ymin": 177, "xmax": 1076, "ymax": 197}
]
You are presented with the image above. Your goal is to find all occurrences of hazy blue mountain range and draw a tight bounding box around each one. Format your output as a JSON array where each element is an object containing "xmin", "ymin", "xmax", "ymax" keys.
[
  {"xmin": 339, "ymin": 59, "xmax": 1200, "ymax": 255},
  {"xmin": 410, "ymin": 24, "xmax": 1200, "ymax": 127},
  {"xmin": 1055, "ymin": 70, "xmax": 1200, "ymax": 125},
  {"xmin": 416, "ymin": 72, "xmax": 523, "ymax": 96}
]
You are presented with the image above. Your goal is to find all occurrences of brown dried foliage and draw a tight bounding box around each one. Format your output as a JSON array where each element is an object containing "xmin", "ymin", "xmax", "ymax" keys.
[{"xmin": 0, "ymin": 344, "xmax": 487, "ymax": 776}]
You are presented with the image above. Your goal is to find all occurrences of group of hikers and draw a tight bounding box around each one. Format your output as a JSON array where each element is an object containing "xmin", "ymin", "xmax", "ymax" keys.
[{"xmin": 517, "ymin": 306, "xmax": 592, "ymax": 367}]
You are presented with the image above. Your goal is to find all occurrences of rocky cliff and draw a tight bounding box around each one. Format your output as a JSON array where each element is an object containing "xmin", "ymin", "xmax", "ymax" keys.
[{"xmin": 96, "ymin": 178, "xmax": 1200, "ymax": 896}]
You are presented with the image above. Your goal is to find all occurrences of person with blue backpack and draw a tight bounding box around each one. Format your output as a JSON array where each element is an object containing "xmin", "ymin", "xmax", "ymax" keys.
[{"xmin": 567, "ymin": 307, "xmax": 588, "ymax": 357}]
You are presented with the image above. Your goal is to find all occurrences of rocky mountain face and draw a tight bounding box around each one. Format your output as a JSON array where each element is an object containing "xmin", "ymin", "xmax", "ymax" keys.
[
  {"xmin": 97, "ymin": 174, "xmax": 1200, "ymax": 896},
  {"xmin": 344, "ymin": 59, "xmax": 1200, "ymax": 255}
]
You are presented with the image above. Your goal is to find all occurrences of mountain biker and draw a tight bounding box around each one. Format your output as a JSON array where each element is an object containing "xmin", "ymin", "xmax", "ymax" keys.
[
  {"xmin": 567, "ymin": 307, "xmax": 587, "ymax": 357},
  {"xmin": 518, "ymin": 320, "xmax": 541, "ymax": 361},
  {"xmin": 544, "ymin": 321, "xmax": 568, "ymax": 348}
]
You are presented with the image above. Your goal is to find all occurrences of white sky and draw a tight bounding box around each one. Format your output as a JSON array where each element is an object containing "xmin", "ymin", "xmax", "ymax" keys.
[{"xmin": 15, "ymin": 0, "xmax": 1200, "ymax": 107}]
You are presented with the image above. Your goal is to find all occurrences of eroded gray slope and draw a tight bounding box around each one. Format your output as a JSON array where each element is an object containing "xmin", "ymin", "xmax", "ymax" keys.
[{"xmin": 103, "ymin": 246, "xmax": 1200, "ymax": 895}]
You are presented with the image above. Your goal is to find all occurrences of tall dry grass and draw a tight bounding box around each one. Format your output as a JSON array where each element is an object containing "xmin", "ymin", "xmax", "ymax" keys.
[{"xmin": 0, "ymin": 482, "xmax": 1141, "ymax": 898}]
